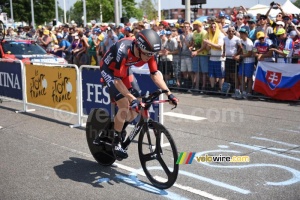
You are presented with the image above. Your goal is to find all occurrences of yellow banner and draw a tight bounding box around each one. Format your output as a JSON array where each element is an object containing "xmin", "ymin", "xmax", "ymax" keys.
[{"xmin": 26, "ymin": 64, "xmax": 77, "ymax": 113}]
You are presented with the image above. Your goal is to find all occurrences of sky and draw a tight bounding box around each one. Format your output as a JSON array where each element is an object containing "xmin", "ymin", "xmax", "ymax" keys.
[{"xmin": 59, "ymin": 0, "xmax": 296, "ymax": 10}]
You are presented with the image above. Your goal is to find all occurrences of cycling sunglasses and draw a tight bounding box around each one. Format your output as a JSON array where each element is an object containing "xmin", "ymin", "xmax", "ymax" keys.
[{"xmin": 139, "ymin": 48, "xmax": 157, "ymax": 57}]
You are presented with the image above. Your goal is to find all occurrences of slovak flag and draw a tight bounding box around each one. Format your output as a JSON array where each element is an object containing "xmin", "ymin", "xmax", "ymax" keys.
[{"xmin": 253, "ymin": 61, "xmax": 300, "ymax": 101}]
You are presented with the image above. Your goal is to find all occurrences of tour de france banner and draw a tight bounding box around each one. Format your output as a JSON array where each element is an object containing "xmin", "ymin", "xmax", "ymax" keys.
[
  {"xmin": 81, "ymin": 65, "xmax": 160, "ymax": 123},
  {"xmin": 0, "ymin": 62, "xmax": 23, "ymax": 100},
  {"xmin": 25, "ymin": 64, "xmax": 77, "ymax": 113}
]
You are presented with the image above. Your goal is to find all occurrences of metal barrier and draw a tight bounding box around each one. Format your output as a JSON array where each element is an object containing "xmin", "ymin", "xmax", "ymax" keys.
[
  {"xmin": 0, "ymin": 59, "xmax": 27, "ymax": 112},
  {"xmin": 161, "ymin": 54, "xmax": 300, "ymax": 100},
  {"xmin": 0, "ymin": 60, "xmax": 82, "ymax": 127}
]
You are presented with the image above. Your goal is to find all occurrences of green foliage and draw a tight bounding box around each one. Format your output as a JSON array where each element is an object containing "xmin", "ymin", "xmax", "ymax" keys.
[
  {"xmin": 69, "ymin": 0, "xmax": 143, "ymax": 25},
  {"xmin": 138, "ymin": 0, "xmax": 157, "ymax": 21},
  {"xmin": 0, "ymin": 0, "xmax": 57, "ymax": 27},
  {"xmin": 294, "ymin": 0, "xmax": 300, "ymax": 9}
]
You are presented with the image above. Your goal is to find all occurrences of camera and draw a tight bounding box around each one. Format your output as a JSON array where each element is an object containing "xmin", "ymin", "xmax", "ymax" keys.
[{"xmin": 270, "ymin": 2, "xmax": 278, "ymax": 9}]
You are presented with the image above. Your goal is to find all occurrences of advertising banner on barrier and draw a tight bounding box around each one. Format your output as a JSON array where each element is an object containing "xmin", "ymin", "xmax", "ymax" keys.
[
  {"xmin": 26, "ymin": 64, "xmax": 77, "ymax": 113},
  {"xmin": 81, "ymin": 66, "xmax": 160, "ymax": 122},
  {"xmin": 0, "ymin": 62, "xmax": 23, "ymax": 100}
]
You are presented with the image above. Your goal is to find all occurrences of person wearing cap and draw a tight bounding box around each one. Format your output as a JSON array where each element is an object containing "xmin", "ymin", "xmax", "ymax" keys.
[
  {"xmin": 218, "ymin": 11, "xmax": 229, "ymax": 36},
  {"xmin": 223, "ymin": 26, "xmax": 241, "ymax": 95},
  {"xmin": 104, "ymin": 29, "xmax": 118, "ymax": 54},
  {"xmin": 159, "ymin": 30, "xmax": 178, "ymax": 82},
  {"xmin": 85, "ymin": 29, "xmax": 98, "ymax": 65},
  {"xmin": 178, "ymin": 21, "xmax": 193, "ymax": 86},
  {"xmin": 288, "ymin": 30, "xmax": 300, "ymax": 63},
  {"xmin": 53, "ymin": 33, "xmax": 71, "ymax": 59},
  {"xmin": 282, "ymin": 14, "xmax": 294, "ymax": 34},
  {"xmin": 256, "ymin": 14, "xmax": 274, "ymax": 36},
  {"xmin": 115, "ymin": 25, "xmax": 125, "ymax": 40},
  {"xmin": 190, "ymin": 20, "xmax": 209, "ymax": 91},
  {"xmin": 124, "ymin": 26, "xmax": 134, "ymax": 38},
  {"xmin": 233, "ymin": 27, "xmax": 255, "ymax": 98},
  {"xmin": 40, "ymin": 29, "xmax": 52, "ymax": 52},
  {"xmin": 203, "ymin": 22, "xmax": 225, "ymax": 91},
  {"xmin": 269, "ymin": 28, "xmax": 293, "ymax": 63},
  {"xmin": 235, "ymin": 14, "xmax": 248, "ymax": 33},
  {"xmin": 253, "ymin": 31, "xmax": 273, "ymax": 62},
  {"xmin": 207, "ymin": 15, "xmax": 216, "ymax": 25},
  {"xmin": 248, "ymin": 18, "xmax": 257, "ymax": 42}
]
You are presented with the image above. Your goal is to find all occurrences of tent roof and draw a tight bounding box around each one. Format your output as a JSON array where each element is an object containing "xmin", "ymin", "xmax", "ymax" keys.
[{"xmin": 282, "ymin": 0, "xmax": 300, "ymax": 14}]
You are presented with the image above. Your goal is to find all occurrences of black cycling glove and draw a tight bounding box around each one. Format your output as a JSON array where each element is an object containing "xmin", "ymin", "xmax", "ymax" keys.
[
  {"xmin": 130, "ymin": 99, "xmax": 141, "ymax": 112},
  {"xmin": 168, "ymin": 94, "xmax": 178, "ymax": 106}
]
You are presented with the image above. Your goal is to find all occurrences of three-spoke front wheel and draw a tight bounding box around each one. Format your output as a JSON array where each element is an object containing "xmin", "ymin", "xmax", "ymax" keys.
[{"xmin": 138, "ymin": 121, "xmax": 179, "ymax": 189}]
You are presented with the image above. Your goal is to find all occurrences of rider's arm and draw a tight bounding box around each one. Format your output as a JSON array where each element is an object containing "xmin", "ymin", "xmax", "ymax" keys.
[{"xmin": 148, "ymin": 57, "xmax": 172, "ymax": 96}]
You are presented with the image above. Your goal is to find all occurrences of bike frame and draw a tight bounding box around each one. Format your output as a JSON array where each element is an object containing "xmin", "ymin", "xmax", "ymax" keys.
[{"xmin": 121, "ymin": 100, "xmax": 169, "ymax": 149}]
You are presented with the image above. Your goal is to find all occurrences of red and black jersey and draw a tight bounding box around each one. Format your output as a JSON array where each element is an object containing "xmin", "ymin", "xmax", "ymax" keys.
[{"xmin": 100, "ymin": 38, "xmax": 158, "ymax": 79}]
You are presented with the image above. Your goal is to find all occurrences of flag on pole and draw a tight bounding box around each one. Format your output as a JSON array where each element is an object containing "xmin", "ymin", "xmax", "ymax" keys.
[{"xmin": 253, "ymin": 61, "xmax": 300, "ymax": 101}]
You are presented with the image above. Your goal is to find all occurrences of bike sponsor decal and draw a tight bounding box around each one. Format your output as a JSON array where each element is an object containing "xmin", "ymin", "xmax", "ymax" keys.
[
  {"xmin": 26, "ymin": 64, "xmax": 77, "ymax": 113},
  {"xmin": 0, "ymin": 62, "xmax": 23, "ymax": 100}
]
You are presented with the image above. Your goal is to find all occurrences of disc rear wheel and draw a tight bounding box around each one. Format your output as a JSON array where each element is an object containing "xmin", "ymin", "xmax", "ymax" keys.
[{"xmin": 86, "ymin": 109, "xmax": 116, "ymax": 166}]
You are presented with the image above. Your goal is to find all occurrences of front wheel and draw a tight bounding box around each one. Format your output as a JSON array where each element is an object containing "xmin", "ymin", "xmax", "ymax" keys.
[{"xmin": 138, "ymin": 121, "xmax": 179, "ymax": 189}]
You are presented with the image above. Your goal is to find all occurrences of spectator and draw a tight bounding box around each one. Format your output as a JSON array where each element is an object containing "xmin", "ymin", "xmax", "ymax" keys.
[
  {"xmin": 86, "ymin": 29, "xmax": 97, "ymax": 65},
  {"xmin": 115, "ymin": 26, "xmax": 125, "ymax": 40},
  {"xmin": 124, "ymin": 27, "xmax": 134, "ymax": 38},
  {"xmin": 269, "ymin": 28, "xmax": 293, "ymax": 63},
  {"xmin": 203, "ymin": 22, "xmax": 225, "ymax": 91},
  {"xmin": 40, "ymin": 29, "xmax": 52, "ymax": 52},
  {"xmin": 248, "ymin": 18, "xmax": 257, "ymax": 42},
  {"xmin": 256, "ymin": 14, "xmax": 274, "ymax": 37},
  {"xmin": 178, "ymin": 21, "xmax": 193, "ymax": 87},
  {"xmin": 218, "ymin": 11, "xmax": 229, "ymax": 36},
  {"xmin": 191, "ymin": 20, "xmax": 209, "ymax": 91},
  {"xmin": 233, "ymin": 28, "xmax": 255, "ymax": 98},
  {"xmin": 253, "ymin": 31, "xmax": 273, "ymax": 62},
  {"xmin": 159, "ymin": 30, "xmax": 177, "ymax": 82},
  {"xmin": 223, "ymin": 26, "xmax": 241, "ymax": 93},
  {"xmin": 283, "ymin": 14, "xmax": 294, "ymax": 34},
  {"xmin": 53, "ymin": 33, "xmax": 71, "ymax": 59},
  {"xmin": 104, "ymin": 29, "xmax": 118, "ymax": 54},
  {"xmin": 289, "ymin": 30, "xmax": 299, "ymax": 63}
]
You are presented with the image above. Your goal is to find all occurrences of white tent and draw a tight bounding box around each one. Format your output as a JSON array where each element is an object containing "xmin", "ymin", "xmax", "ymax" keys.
[
  {"xmin": 282, "ymin": 0, "xmax": 300, "ymax": 14},
  {"xmin": 247, "ymin": 4, "xmax": 281, "ymax": 17}
]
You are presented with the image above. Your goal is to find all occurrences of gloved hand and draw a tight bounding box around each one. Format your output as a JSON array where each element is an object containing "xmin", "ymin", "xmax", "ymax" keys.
[
  {"xmin": 168, "ymin": 94, "xmax": 178, "ymax": 106},
  {"xmin": 130, "ymin": 99, "xmax": 141, "ymax": 112}
]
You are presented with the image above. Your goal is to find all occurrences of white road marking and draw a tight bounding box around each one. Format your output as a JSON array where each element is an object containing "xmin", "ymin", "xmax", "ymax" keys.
[
  {"xmin": 18, "ymin": 132, "xmax": 227, "ymax": 200},
  {"xmin": 251, "ymin": 136, "xmax": 299, "ymax": 147},
  {"xmin": 154, "ymin": 176, "xmax": 228, "ymax": 200},
  {"xmin": 231, "ymin": 142, "xmax": 300, "ymax": 162},
  {"xmin": 164, "ymin": 112, "xmax": 207, "ymax": 121}
]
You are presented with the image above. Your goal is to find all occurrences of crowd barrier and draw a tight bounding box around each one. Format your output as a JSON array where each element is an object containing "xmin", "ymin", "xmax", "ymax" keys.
[
  {"xmin": 158, "ymin": 54, "xmax": 300, "ymax": 100},
  {"xmin": 0, "ymin": 60, "xmax": 163, "ymax": 129}
]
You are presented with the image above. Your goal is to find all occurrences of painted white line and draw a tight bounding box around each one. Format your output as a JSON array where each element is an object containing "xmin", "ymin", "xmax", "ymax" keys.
[
  {"xmin": 22, "ymin": 132, "xmax": 227, "ymax": 199},
  {"xmin": 278, "ymin": 128, "xmax": 300, "ymax": 133},
  {"xmin": 231, "ymin": 142, "xmax": 300, "ymax": 162},
  {"xmin": 251, "ymin": 137, "xmax": 299, "ymax": 148},
  {"xmin": 154, "ymin": 176, "xmax": 228, "ymax": 200},
  {"xmin": 164, "ymin": 112, "xmax": 207, "ymax": 121}
]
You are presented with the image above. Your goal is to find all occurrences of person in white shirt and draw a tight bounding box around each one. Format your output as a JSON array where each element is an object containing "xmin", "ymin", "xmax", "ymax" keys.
[
  {"xmin": 223, "ymin": 26, "xmax": 241, "ymax": 93},
  {"xmin": 233, "ymin": 28, "xmax": 255, "ymax": 98}
]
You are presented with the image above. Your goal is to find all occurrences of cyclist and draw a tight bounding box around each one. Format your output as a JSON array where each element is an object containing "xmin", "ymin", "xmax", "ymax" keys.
[{"xmin": 99, "ymin": 29, "xmax": 179, "ymax": 159}]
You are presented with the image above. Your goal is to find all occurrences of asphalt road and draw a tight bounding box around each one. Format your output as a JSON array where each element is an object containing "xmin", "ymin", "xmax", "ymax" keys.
[{"xmin": 1, "ymin": 92, "xmax": 300, "ymax": 200}]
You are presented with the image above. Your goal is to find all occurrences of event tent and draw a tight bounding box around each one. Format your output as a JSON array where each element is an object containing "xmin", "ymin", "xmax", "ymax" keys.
[{"xmin": 282, "ymin": 0, "xmax": 300, "ymax": 14}]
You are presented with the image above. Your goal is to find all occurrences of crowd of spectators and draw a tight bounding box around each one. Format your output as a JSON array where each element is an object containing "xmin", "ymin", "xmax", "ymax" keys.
[{"xmin": 4, "ymin": 3, "xmax": 300, "ymax": 99}]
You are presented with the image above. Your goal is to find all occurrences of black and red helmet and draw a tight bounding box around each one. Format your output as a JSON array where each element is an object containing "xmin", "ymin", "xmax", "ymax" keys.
[{"xmin": 135, "ymin": 29, "xmax": 161, "ymax": 54}]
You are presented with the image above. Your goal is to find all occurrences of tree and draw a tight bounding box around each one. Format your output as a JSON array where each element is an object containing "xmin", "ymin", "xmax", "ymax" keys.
[
  {"xmin": 69, "ymin": 0, "xmax": 143, "ymax": 25},
  {"xmin": 138, "ymin": 0, "xmax": 158, "ymax": 21},
  {"xmin": 294, "ymin": 0, "xmax": 300, "ymax": 9},
  {"xmin": 0, "ymin": 0, "xmax": 61, "ymax": 27}
]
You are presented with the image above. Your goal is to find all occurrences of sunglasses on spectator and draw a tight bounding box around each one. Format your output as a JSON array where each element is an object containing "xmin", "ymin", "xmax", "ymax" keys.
[
  {"xmin": 237, "ymin": 18, "xmax": 243, "ymax": 20},
  {"xmin": 259, "ymin": 37, "xmax": 264, "ymax": 40},
  {"xmin": 283, "ymin": 18, "xmax": 290, "ymax": 21},
  {"xmin": 277, "ymin": 15, "xmax": 282, "ymax": 17},
  {"xmin": 171, "ymin": 30, "xmax": 177, "ymax": 32},
  {"xmin": 260, "ymin": 18, "xmax": 267, "ymax": 20}
]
